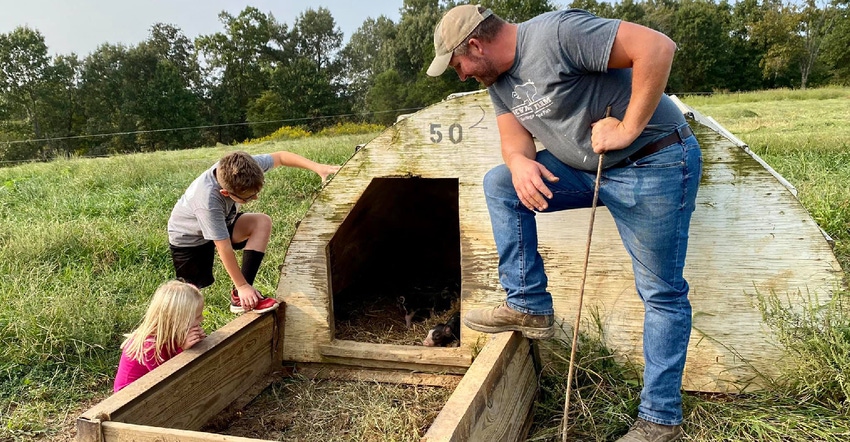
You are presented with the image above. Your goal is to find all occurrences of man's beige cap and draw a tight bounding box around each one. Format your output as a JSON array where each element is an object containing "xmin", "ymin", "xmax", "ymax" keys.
[{"xmin": 427, "ymin": 5, "xmax": 493, "ymax": 77}]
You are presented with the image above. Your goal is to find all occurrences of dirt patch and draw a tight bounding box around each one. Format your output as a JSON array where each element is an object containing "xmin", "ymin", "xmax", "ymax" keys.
[
  {"xmin": 40, "ymin": 393, "xmax": 111, "ymax": 442},
  {"xmin": 203, "ymin": 375, "xmax": 452, "ymax": 441}
]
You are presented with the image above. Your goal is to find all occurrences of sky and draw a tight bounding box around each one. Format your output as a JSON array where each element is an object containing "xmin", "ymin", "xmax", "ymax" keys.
[{"xmin": 0, "ymin": 0, "xmax": 405, "ymax": 57}]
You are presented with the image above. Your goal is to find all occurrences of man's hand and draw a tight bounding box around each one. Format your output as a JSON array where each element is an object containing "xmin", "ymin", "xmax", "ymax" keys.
[
  {"xmin": 590, "ymin": 116, "xmax": 635, "ymax": 154},
  {"xmin": 509, "ymin": 155, "xmax": 559, "ymax": 212}
]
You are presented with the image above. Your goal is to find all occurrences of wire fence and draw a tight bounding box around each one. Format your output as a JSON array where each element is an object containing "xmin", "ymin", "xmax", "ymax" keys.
[{"xmin": 0, "ymin": 106, "xmax": 426, "ymax": 166}]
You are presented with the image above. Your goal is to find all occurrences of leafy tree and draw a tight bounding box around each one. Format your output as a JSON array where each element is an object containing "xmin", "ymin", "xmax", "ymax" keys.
[
  {"xmin": 290, "ymin": 7, "xmax": 343, "ymax": 73},
  {"xmin": 751, "ymin": 0, "xmax": 803, "ymax": 87},
  {"xmin": 339, "ymin": 16, "xmax": 398, "ymax": 112},
  {"xmin": 614, "ymin": 0, "xmax": 648, "ymax": 23},
  {"xmin": 352, "ymin": 0, "xmax": 449, "ymax": 123},
  {"xmin": 796, "ymin": 0, "xmax": 844, "ymax": 88},
  {"xmin": 666, "ymin": 0, "xmax": 734, "ymax": 93},
  {"xmin": 394, "ymin": 0, "xmax": 443, "ymax": 80},
  {"xmin": 37, "ymin": 54, "xmax": 85, "ymax": 157},
  {"xmin": 820, "ymin": 0, "xmax": 850, "ymax": 84},
  {"xmin": 724, "ymin": 0, "xmax": 770, "ymax": 91},
  {"xmin": 251, "ymin": 60, "xmax": 339, "ymax": 136},
  {"xmin": 78, "ymin": 43, "xmax": 137, "ymax": 154},
  {"xmin": 246, "ymin": 89, "xmax": 287, "ymax": 137},
  {"xmin": 133, "ymin": 25, "xmax": 205, "ymax": 150},
  {"xmin": 366, "ymin": 69, "xmax": 409, "ymax": 125},
  {"xmin": 640, "ymin": 0, "xmax": 679, "ymax": 37},
  {"xmin": 196, "ymin": 7, "xmax": 288, "ymax": 143},
  {"xmin": 568, "ymin": 0, "xmax": 616, "ymax": 18},
  {"xmin": 479, "ymin": 0, "xmax": 558, "ymax": 22},
  {"xmin": 0, "ymin": 26, "xmax": 50, "ymax": 158},
  {"xmin": 144, "ymin": 23, "xmax": 203, "ymax": 93},
  {"xmin": 128, "ymin": 55, "xmax": 204, "ymax": 151}
]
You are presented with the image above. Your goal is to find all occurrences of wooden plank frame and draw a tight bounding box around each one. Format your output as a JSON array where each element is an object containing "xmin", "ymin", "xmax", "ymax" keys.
[
  {"xmin": 423, "ymin": 331, "xmax": 537, "ymax": 442},
  {"xmin": 77, "ymin": 320, "xmax": 536, "ymax": 442}
]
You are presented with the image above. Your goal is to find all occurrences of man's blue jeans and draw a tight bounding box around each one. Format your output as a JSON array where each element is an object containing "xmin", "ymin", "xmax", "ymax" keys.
[{"xmin": 483, "ymin": 131, "xmax": 702, "ymax": 426}]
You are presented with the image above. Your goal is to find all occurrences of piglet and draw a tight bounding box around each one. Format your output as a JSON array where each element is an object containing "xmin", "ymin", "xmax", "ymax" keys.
[{"xmin": 422, "ymin": 312, "xmax": 460, "ymax": 347}]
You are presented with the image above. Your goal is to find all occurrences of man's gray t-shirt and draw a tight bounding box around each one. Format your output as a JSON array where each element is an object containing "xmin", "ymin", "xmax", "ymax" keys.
[
  {"xmin": 488, "ymin": 9, "xmax": 686, "ymax": 171},
  {"xmin": 167, "ymin": 154, "xmax": 274, "ymax": 247}
]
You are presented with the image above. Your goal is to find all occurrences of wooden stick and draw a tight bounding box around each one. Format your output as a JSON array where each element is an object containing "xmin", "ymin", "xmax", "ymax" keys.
[{"xmin": 561, "ymin": 105, "xmax": 610, "ymax": 442}]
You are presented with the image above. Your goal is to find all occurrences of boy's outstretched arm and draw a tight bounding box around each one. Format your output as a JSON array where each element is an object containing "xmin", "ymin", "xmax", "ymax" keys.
[
  {"xmin": 214, "ymin": 239, "xmax": 262, "ymax": 310},
  {"xmin": 271, "ymin": 151, "xmax": 341, "ymax": 183}
]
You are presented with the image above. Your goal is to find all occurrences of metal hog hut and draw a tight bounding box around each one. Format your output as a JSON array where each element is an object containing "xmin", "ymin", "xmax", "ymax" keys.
[{"xmin": 78, "ymin": 90, "xmax": 844, "ymax": 441}]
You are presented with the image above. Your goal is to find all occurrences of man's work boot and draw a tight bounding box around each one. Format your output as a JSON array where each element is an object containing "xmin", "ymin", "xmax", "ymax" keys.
[
  {"xmin": 616, "ymin": 418, "xmax": 683, "ymax": 442},
  {"xmin": 463, "ymin": 303, "xmax": 554, "ymax": 339}
]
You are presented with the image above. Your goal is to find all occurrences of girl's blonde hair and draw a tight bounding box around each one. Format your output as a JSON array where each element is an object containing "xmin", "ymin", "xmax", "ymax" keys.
[{"xmin": 121, "ymin": 280, "xmax": 204, "ymax": 364}]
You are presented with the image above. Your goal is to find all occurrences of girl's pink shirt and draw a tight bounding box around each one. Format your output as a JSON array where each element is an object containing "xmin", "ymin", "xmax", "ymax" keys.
[{"xmin": 113, "ymin": 337, "xmax": 182, "ymax": 392}]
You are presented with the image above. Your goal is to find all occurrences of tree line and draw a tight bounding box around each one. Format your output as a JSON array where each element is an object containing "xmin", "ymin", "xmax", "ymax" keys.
[{"xmin": 1, "ymin": 0, "xmax": 848, "ymax": 163}]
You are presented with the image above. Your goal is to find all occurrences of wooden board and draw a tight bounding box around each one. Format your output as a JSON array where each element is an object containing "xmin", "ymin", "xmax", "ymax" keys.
[
  {"xmin": 422, "ymin": 331, "xmax": 536, "ymax": 442},
  {"xmin": 277, "ymin": 90, "xmax": 844, "ymax": 393},
  {"xmin": 294, "ymin": 363, "xmax": 463, "ymax": 388},
  {"xmin": 97, "ymin": 421, "xmax": 266, "ymax": 442},
  {"xmin": 319, "ymin": 340, "xmax": 471, "ymax": 374}
]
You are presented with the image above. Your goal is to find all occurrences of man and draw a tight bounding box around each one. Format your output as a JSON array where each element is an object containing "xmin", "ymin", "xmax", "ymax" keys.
[{"xmin": 427, "ymin": 5, "xmax": 702, "ymax": 442}]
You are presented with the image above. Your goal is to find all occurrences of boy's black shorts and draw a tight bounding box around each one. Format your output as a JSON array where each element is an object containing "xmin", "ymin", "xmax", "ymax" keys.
[{"xmin": 170, "ymin": 213, "xmax": 248, "ymax": 289}]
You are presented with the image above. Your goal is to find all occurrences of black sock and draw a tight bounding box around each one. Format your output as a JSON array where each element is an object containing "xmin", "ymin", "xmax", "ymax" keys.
[{"xmin": 241, "ymin": 249, "xmax": 266, "ymax": 286}]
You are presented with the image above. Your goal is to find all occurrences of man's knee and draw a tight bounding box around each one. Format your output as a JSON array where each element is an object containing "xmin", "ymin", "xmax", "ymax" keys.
[{"xmin": 483, "ymin": 164, "xmax": 512, "ymax": 196}]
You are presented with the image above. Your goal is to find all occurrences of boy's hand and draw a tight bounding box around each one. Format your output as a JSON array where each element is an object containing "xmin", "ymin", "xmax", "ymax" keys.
[
  {"xmin": 318, "ymin": 164, "xmax": 341, "ymax": 184},
  {"xmin": 183, "ymin": 325, "xmax": 206, "ymax": 350},
  {"xmin": 236, "ymin": 284, "xmax": 262, "ymax": 310}
]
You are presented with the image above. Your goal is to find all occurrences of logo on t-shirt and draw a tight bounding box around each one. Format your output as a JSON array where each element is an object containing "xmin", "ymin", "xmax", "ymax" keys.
[{"xmin": 510, "ymin": 80, "xmax": 553, "ymax": 122}]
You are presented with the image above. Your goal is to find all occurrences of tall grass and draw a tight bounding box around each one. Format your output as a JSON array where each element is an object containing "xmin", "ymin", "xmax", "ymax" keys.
[
  {"xmin": 0, "ymin": 134, "xmax": 372, "ymax": 439},
  {"xmin": 528, "ymin": 291, "xmax": 850, "ymax": 441}
]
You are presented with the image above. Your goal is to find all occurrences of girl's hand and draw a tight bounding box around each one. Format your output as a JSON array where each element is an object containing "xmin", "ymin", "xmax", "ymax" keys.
[{"xmin": 183, "ymin": 325, "xmax": 207, "ymax": 350}]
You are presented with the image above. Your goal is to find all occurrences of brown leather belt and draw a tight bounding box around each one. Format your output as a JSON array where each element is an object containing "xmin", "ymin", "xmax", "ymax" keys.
[{"xmin": 616, "ymin": 125, "xmax": 693, "ymax": 167}]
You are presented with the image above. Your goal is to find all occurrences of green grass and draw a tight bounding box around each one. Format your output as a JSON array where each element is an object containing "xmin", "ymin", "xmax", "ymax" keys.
[
  {"xmin": 528, "ymin": 291, "xmax": 850, "ymax": 441},
  {"xmin": 1, "ymin": 87, "xmax": 849, "ymax": 441}
]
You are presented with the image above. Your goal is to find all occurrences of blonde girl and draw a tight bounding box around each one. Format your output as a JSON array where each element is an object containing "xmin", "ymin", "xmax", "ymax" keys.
[{"xmin": 114, "ymin": 280, "xmax": 206, "ymax": 392}]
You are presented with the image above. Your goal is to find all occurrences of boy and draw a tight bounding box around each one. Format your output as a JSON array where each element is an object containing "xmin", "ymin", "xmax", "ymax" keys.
[{"xmin": 167, "ymin": 150, "xmax": 340, "ymax": 313}]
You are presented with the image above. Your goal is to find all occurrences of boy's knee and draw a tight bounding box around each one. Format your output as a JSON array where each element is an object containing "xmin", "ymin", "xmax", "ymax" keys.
[{"xmin": 258, "ymin": 213, "xmax": 272, "ymax": 230}]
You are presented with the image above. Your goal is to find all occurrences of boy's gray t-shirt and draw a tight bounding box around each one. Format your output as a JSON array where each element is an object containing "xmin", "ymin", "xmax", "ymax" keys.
[
  {"xmin": 488, "ymin": 9, "xmax": 686, "ymax": 171},
  {"xmin": 167, "ymin": 154, "xmax": 274, "ymax": 247}
]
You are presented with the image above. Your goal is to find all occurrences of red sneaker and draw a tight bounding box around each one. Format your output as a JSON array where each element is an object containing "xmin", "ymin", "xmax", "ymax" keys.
[{"xmin": 230, "ymin": 289, "xmax": 279, "ymax": 314}]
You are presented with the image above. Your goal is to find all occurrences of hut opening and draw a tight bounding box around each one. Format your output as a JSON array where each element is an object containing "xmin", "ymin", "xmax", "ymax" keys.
[{"xmin": 327, "ymin": 177, "xmax": 462, "ymax": 345}]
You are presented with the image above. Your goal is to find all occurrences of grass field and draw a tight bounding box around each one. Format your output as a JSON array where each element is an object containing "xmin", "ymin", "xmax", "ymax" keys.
[
  {"xmin": 0, "ymin": 134, "xmax": 369, "ymax": 440},
  {"xmin": 1, "ymin": 88, "xmax": 848, "ymax": 441}
]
